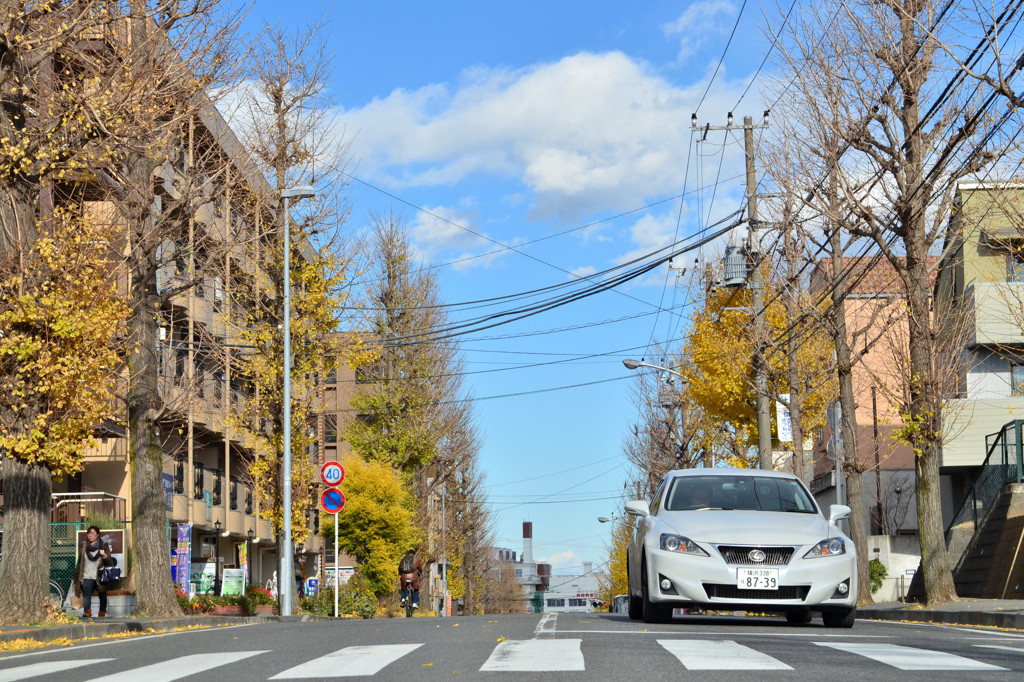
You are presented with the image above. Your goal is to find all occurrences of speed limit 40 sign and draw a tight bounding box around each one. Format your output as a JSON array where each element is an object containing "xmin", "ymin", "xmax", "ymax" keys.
[{"xmin": 320, "ymin": 461, "xmax": 345, "ymax": 487}]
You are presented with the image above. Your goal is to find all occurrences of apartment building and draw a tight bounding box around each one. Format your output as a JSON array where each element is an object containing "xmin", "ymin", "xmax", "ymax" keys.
[
  {"xmin": 809, "ymin": 256, "xmax": 920, "ymax": 535},
  {"xmin": 935, "ymin": 181, "xmax": 1024, "ymax": 503},
  {"xmin": 40, "ymin": 110, "xmax": 328, "ymax": 595}
]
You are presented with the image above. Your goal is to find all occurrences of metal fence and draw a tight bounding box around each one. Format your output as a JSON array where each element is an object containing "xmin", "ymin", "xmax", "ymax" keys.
[
  {"xmin": 945, "ymin": 420, "xmax": 1024, "ymax": 545},
  {"xmin": 0, "ymin": 521, "xmax": 131, "ymax": 604}
]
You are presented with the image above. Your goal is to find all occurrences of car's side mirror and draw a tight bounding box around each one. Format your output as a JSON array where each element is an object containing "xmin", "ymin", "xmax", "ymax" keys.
[
  {"xmin": 828, "ymin": 504, "xmax": 851, "ymax": 523},
  {"xmin": 624, "ymin": 500, "xmax": 650, "ymax": 517}
]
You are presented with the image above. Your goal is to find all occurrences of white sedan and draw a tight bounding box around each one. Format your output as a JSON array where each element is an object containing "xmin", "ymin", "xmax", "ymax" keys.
[{"xmin": 625, "ymin": 468, "xmax": 858, "ymax": 627}]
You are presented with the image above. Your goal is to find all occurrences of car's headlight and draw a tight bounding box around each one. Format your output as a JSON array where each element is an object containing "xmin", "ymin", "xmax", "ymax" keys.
[
  {"xmin": 659, "ymin": 533, "xmax": 709, "ymax": 556},
  {"xmin": 803, "ymin": 537, "xmax": 846, "ymax": 558}
]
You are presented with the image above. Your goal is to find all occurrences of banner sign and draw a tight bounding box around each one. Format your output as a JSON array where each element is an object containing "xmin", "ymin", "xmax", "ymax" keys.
[
  {"xmin": 776, "ymin": 394, "xmax": 793, "ymax": 444},
  {"xmin": 174, "ymin": 523, "xmax": 192, "ymax": 591},
  {"xmin": 238, "ymin": 542, "xmax": 248, "ymax": 586}
]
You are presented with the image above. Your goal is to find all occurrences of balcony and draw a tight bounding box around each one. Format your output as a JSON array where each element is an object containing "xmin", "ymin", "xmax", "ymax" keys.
[{"xmin": 966, "ymin": 282, "xmax": 1024, "ymax": 346}]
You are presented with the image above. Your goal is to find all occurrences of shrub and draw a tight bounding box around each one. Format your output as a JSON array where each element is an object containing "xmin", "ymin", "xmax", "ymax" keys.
[
  {"xmin": 301, "ymin": 584, "xmax": 378, "ymax": 619},
  {"xmin": 868, "ymin": 558, "xmax": 888, "ymax": 594}
]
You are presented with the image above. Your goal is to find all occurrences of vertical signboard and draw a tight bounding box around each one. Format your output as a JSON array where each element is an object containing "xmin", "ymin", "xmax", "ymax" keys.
[{"xmin": 175, "ymin": 523, "xmax": 192, "ymax": 592}]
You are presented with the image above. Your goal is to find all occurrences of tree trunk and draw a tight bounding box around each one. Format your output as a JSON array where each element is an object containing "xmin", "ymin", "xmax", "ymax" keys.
[
  {"xmin": 0, "ymin": 454, "xmax": 53, "ymax": 624},
  {"xmin": 127, "ymin": 292, "xmax": 180, "ymax": 616},
  {"xmin": 906, "ymin": 251, "xmax": 958, "ymax": 605}
]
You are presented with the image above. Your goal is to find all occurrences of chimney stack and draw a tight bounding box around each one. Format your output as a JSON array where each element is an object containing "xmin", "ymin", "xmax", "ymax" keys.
[{"xmin": 522, "ymin": 522, "xmax": 534, "ymax": 564}]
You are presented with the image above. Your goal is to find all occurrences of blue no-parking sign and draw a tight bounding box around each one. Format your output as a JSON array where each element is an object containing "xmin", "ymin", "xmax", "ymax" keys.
[{"xmin": 320, "ymin": 488, "xmax": 345, "ymax": 514}]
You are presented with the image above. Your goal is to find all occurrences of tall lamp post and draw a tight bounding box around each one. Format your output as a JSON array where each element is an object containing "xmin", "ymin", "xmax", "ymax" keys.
[
  {"xmin": 622, "ymin": 358, "xmax": 687, "ymax": 382},
  {"xmin": 279, "ymin": 186, "xmax": 316, "ymax": 616}
]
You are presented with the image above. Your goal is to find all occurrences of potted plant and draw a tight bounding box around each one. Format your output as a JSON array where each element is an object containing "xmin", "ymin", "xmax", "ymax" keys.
[
  {"xmin": 208, "ymin": 595, "xmax": 246, "ymax": 616},
  {"xmin": 244, "ymin": 586, "xmax": 278, "ymax": 615}
]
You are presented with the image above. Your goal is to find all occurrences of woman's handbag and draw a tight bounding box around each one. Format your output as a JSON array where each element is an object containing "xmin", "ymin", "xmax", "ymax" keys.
[{"xmin": 99, "ymin": 566, "xmax": 121, "ymax": 584}]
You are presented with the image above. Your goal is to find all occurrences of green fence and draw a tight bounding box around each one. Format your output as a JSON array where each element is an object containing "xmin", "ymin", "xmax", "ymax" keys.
[{"xmin": 0, "ymin": 521, "xmax": 131, "ymax": 604}]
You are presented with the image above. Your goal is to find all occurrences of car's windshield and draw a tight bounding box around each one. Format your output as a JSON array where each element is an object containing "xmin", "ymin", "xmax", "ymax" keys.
[{"xmin": 664, "ymin": 475, "xmax": 818, "ymax": 513}]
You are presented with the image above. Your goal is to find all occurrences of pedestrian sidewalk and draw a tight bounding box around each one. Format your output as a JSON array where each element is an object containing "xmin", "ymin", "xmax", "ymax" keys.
[
  {"xmin": 0, "ymin": 613, "xmax": 326, "ymax": 647},
  {"xmin": 858, "ymin": 599, "xmax": 1024, "ymax": 629}
]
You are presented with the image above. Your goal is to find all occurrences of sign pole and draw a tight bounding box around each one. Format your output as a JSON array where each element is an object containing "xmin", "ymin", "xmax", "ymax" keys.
[{"xmin": 334, "ymin": 511, "xmax": 339, "ymax": 618}]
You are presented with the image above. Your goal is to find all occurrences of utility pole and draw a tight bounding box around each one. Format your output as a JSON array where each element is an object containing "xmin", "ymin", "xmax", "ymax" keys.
[{"xmin": 693, "ymin": 111, "xmax": 771, "ymax": 468}]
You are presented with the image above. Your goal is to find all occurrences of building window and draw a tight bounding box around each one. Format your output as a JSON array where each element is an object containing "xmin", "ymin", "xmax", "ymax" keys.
[
  {"xmin": 569, "ymin": 599, "xmax": 587, "ymax": 607},
  {"xmin": 1012, "ymin": 365, "xmax": 1024, "ymax": 396},
  {"xmin": 546, "ymin": 598, "xmax": 565, "ymax": 607},
  {"xmin": 325, "ymin": 415, "xmax": 338, "ymax": 443},
  {"xmin": 515, "ymin": 569, "xmax": 523, "ymax": 577},
  {"xmin": 1009, "ymin": 252, "xmax": 1024, "ymax": 282}
]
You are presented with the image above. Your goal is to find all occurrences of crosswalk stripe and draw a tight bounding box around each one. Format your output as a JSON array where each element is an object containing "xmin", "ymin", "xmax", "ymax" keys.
[
  {"xmin": 0, "ymin": 659, "xmax": 113, "ymax": 682},
  {"xmin": 270, "ymin": 644, "xmax": 423, "ymax": 678},
  {"xmin": 657, "ymin": 639, "xmax": 792, "ymax": 670},
  {"xmin": 479, "ymin": 639, "xmax": 584, "ymax": 672},
  {"xmin": 975, "ymin": 645, "xmax": 1024, "ymax": 654},
  {"xmin": 816, "ymin": 642, "xmax": 1008, "ymax": 670},
  {"xmin": 91, "ymin": 651, "xmax": 268, "ymax": 681}
]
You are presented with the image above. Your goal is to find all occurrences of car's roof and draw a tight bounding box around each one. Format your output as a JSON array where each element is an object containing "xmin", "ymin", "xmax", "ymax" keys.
[{"xmin": 663, "ymin": 468, "xmax": 799, "ymax": 481}]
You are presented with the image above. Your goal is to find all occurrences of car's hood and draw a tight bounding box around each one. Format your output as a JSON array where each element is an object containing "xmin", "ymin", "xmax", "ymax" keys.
[{"xmin": 653, "ymin": 510, "xmax": 841, "ymax": 546}]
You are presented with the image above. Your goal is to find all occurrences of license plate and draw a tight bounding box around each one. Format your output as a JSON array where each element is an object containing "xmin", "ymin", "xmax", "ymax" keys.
[{"xmin": 736, "ymin": 567, "xmax": 779, "ymax": 590}]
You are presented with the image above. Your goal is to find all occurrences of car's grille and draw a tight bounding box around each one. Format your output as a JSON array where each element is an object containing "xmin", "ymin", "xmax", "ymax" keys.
[
  {"xmin": 716, "ymin": 545, "xmax": 795, "ymax": 566},
  {"xmin": 703, "ymin": 584, "xmax": 810, "ymax": 601}
]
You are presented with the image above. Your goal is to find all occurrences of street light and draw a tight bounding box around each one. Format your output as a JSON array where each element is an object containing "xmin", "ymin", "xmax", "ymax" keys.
[
  {"xmin": 213, "ymin": 520, "xmax": 221, "ymax": 595},
  {"xmin": 279, "ymin": 186, "xmax": 315, "ymax": 617},
  {"xmin": 622, "ymin": 359, "xmax": 688, "ymax": 383}
]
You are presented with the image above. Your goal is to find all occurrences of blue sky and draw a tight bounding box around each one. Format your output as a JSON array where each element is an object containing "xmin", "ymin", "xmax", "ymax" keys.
[{"xmin": 242, "ymin": 1, "xmax": 776, "ymax": 574}]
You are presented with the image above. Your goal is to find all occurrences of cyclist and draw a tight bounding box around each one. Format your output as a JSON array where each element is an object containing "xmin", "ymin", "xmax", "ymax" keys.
[{"xmin": 398, "ymin": 549, "xmax": 422, "ymax": 609}]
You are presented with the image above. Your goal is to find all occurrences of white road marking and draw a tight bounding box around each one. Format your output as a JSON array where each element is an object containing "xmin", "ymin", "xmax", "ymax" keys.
[
  {"xmin": 556, "ymin": 629, "xmax": 891, "ymax": 637},
  {"xmin": 479, "ymin": 639, "xmax": 584, "ymax": 672},
  {"xmin": 0, "ymin": 659, "xmax": 112, "ymax": 682},
  {"xmin": 534, "ymin": 612, "xmax": 557, "ymax": 636},
  {"xmin": 270, "ymin": 644, "xmax": 423, "ymax": 678},
  {"xmin": 658, "ymin": 639, "xmax": 792, "ymax": 670},
  {"xmin": 974, "ymin": 644, "xmax": 1024, "ymax": 653},
  {"xmin": 92, "ymin": 651, "xmax": 267, "ymax": 681},
  {"xmin": 816, "ymin": 642, "xmax": 1008, "ymax": 670}
]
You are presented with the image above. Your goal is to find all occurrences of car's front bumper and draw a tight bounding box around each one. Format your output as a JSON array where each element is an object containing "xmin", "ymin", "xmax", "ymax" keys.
[{"xmin": 644, "ymin": 544, "xmax": 858, "ymax": 611}]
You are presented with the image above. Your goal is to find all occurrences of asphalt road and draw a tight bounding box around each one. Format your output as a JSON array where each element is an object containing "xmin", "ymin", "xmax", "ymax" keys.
[{"xmin": 2, "ymin": 612, "xmax": 1023, "ymax": 681}]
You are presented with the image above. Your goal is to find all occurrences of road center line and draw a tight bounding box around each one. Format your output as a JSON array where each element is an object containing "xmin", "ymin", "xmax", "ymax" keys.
[{"xmin": 534, "ymin": 613, "xmax": 557, "ymax": 637}]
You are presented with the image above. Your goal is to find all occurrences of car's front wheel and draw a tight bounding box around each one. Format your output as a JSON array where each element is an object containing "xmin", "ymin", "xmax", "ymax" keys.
[
  {"xmin": 641, "ymin": 557, "xmax": 672, "ymax": 624},
  {"xmin": 822, "ymin": 607, "xmax": 856, "ymax": 628}
]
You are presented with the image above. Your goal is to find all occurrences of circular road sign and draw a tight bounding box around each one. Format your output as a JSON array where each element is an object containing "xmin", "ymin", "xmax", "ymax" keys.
[
  {"xmin": 320, "ymin": 488, "xmax": 346, "ymax": 514},
  {"xmin": 320, "ymin": 461, "xmax": 345, "ymax": 487}
]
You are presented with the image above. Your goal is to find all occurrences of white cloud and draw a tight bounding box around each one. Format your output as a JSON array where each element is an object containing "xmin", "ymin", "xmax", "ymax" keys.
[
  {"xmin": 338, "ymin": 51, "xmax": 751, "ymax": 221},
  {"xmin": 663, "ymin": 1, "xmax": 737, "ymax": 61},
  {"xmin": 569, "ymin": 265, "xmax": 598, "ymax": 280},
  {"xmin": 537, "ymin": 550, "xmax": 581, "ymax": 574},
  {"xmin": 408, "ymin": 205, "xmax": 512, "ymax": 271}
]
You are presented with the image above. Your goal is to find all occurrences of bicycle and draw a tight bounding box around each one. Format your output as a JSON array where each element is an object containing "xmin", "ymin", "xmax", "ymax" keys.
[
  {"xmin": 401, "ymin": 578, "xmax": 414, "ymax": 618},
  {"xmin": 48, "ymin": 580, "xmax": 65, "ymax": 606}
]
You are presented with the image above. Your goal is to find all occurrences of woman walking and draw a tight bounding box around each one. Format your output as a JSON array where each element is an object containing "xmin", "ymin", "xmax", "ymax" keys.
[{"xmin": 74, "ymin": 525, "xmax": 114, "ymax": 618}]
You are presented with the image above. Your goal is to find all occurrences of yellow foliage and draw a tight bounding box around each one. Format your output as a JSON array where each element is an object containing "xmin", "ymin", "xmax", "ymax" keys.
[{"xmin": 0, "ymin": 210, "xmax": 128, "ymax": 475}]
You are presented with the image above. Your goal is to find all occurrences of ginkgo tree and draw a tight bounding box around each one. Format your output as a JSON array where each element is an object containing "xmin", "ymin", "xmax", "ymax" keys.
[
  {"xmin": 681, "ymin": 262, "xmax": 833, "ymax": 470},
  {"xmin": 0, "ymin": 210, "xmax": 128, "ymax": 624}
]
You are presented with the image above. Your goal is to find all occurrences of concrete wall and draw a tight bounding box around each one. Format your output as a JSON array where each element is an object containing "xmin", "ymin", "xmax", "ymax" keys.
[{"xmin": 866, "ymin": 534, "xmax": 921, "ymax": 603}]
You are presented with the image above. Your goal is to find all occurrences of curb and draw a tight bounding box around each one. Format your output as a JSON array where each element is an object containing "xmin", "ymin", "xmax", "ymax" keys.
[{"xmin": 858, "ymin": 609, "xmax": 1024, "ymax": 629}]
